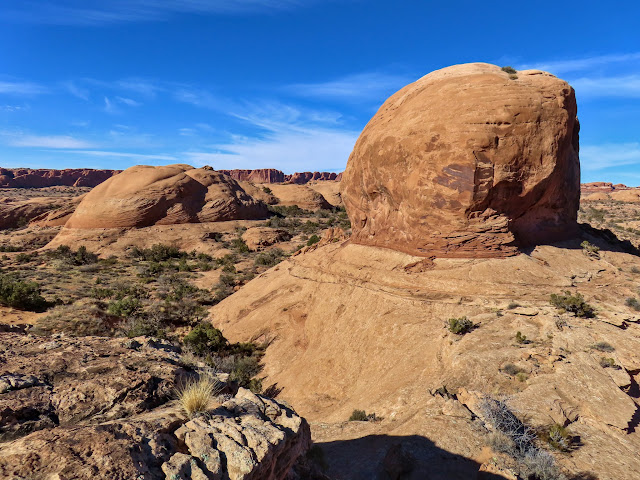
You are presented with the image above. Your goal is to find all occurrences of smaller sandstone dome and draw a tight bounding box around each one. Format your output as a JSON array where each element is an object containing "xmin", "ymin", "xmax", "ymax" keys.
[
  {"xmin": 65, "ymin": 164, "xmax": 269, "ymax": 229},
  {"xmin": 341, "ymin": 63, "xmax": 581, "ymax": 257}
]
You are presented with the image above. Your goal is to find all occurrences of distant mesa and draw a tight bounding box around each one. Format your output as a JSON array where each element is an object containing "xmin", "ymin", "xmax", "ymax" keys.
[
  {"xmin": 341, "ymin": 62, "xmax": 581, "ymax": 258},
  {"xmin": 65, "ymin": 164, "xmax": 270, "ymax": 229},
  {"xmin": 0, "ymin": 168, "xmax": 119, "ymax": 188},
  {"xmin": 220, "ymin": 169, "xmax": 340, "ymax": 184}
]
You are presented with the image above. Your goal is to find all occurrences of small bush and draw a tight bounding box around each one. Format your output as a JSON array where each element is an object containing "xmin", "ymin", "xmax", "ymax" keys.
[
  {"xmin": 599, "ymin": 357, "xmax": 619, "ymax": 369},
  {"xmin": 349, "ymin": 409, "xmax": 377, "ymax": 421},
  {"xmin": 550, "ymin": 291, "xmax": 595, "ymax": 318},
  {"xmin": 580, "ymin": 240, "xmax": 600, "ymax": 257},
  {"xmin": 230, "ymin": 237, "xmax": 250, "ymax": 254},
  {"xmin": 515, "ymin": 331, "xmax": 530, "ymax": 344},
  {"xmin": 130, "ymin": 244, "xmax": 186, "ymax": 262},
  {"xmin": 507, "ymin": 302, "xmax": 520, "ymax": 310},
  {"xmin": 508, "ymin": 74, "xmax": 518, "ymax": 80},
  {"xmin": 546, "ymin": 424, "xmax": 571, "ymax": 451},
  {"xmin": 447, "ymin": 316, "xmax": 475, "ymax": 335},
  {"xmin": 501, "ymin": 66, "xmax": 517, "ymax": 74},
  {"xmin": 625, "ymin": 297, "xmax": 640, "ymax": 311},
  {"xmin": 591, "ymin": 341, "xmax": 614, "ymax": 352},
  {"xmin": 306, "ymin": 234, "xmax": 321, "ymax": 246},
  {"xmin": 631, "ymin": 266, "xmax": 640, "ymax": 274},
  {"xmin": 262, "ymin": 186, "xmax": 272, "ymax": 194},
  {"xmin": 177, "ymin": 376, "xmax": 221, "ymax": 418},
  {"xmin": 516, "ymin": 372, "xmax": 529, "ymax": 382},
  {"xmin": 502, "ymin": 363, "xmax": 523, "ymax": 376},
  {"xmin": 107, "ymin": 296, "xmax": 142, "ymax": 317},
  {"xmin": 230, "ymin": 355, "xmax": 263, "ymax": 392},
  {"xmin": 254, "ymin": 249, "xmax": 286, "ymax": 267},
  {"xmin": 183, "ymin": 322, "xmax": 228, "ymax": 356},
  {"xmin": 48, "ymin": 245, "xmax": 98, "ymax": 266},
  {"xmin": 0, "ymin": 274, "xmax": 48, "ymax": 312}
]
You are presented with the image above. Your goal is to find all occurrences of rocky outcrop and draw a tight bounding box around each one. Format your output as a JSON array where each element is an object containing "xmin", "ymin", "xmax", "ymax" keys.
[
  {"xmin": 0, "ymin": 168, "xmax": 118, "ymax": 188},
  {"xmin": 220, "ymin": 169, "xmax": 340, "ymax": 184},
  {"xmin": 581, "ymin": 182, "xmax": 633, "ymax": 194},
  {"xmin": 65, "ymin": 164, "xmax": 270, "ymax": 229},
  {"xmin": 242, "ymin": 227, "xmax": 292, "ymax": 251},
  {"xmin": 0, "ymin": 332, "xmax": 311, "ymax": 480},
  {"xmin": 341, "ymin": 63, "xmax": 581, "ymax": 258},
  {"xmin": 0, "ymin": 197, "xmax": 65, "ymax": 229},
  {"xmin": 264, "ymin": 184, "xmax": 332, "ymax": 211}
]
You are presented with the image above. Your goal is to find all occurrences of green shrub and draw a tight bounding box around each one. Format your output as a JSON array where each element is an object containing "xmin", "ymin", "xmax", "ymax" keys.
[
  {"xmin": 625, "ymin": 297, "xmax": 640, "ymax": 311},
  {"xmin": 254, "ymin": 249, "xmax": 286, "ymax": 267},
  {"xmin": 501, "ymin": 66, "xmax": 517, "ymax": 74},
  {"xmin": 230, "ymin": 356, "xmax": 263, "ymax": 391},
  {"xmin": 599, "ymin": 357, "xmax": 619, "ymax": 369},
  {"xmin": 306, "ymin": 234, "xmax": 321, "ymax": 246},
  {"xmin": 48, "ymin": 245, "xmax": 98, "ymax": 266},
  {"xmin": 230, "ymin": 238, "xmax": 250, "ymax": 254},
  {"xmin": 124, "ymin": 316, "xmax": 165, "ymax": 338},
  {"xmin": 107, "ymin": 296, "xmax": 142, "ymax": 317},
  {"xmin": 130, "ymin": 244, "xmax": 186, "ymax": 262},
  {"xmin": 545, "ymin": 424, "xmax": 571, "ymax": 451},
  {"xmin": 0, "ymin": 274, "xmax": 48, "ymax": 312},
  {"xmin": 447, "ymin": 316, "xmax": 475, "ymax": 335},
  {"xmin": 581, "ymin": 240, "xmax": 600, "ymax": 257},
  {"xmin": 502, "ymin": 363, "xmax": 523, "ymax": 376},
  {"xmin": 507, "ymin": 302, "xmax": 520, "ymax": 310},
  {"xmin": 591, "ymin": 341, "xmax": 614, "ymax": 352},
  {"xmin": 268, "ymin": 204, "xmax": 312, "ymax": 217},
  {"xmin": 348, "ymin": 409, "xmax": 377, "ymax": 421},
  {"xmin": 515, "ymin": 331, "xmax": 530, "ymax": 344},
  {"xmin": 550, "ymin": 291, "xmax": 595, "ymax": 317},
  {"xmin": 262, "ymin": 186, "xmax": 272, "ymax": 194},
  {"xmin": 183, "ymin": 322, "xmax": 228, "ymax": 356}
]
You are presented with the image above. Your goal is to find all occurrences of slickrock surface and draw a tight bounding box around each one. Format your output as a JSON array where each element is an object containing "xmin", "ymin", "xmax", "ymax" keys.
[
  {"xmin": 0, "ymin": 168, "xmax": 118, "ymax": 188},
  {"xmin": 341, "ymin": 63, "xmax": 581, "ymax": 258},
  {"xmin": 0, "ymin": 333, "xmax": 310, "ymax": 480},
  {"xmin": 242, "ymin": 227, "xmax": 292, "ymax": 251},
  {"xmin": 260, "ymin": 183, "xmax": 332, "ymax": 211},
  {"xmin": 211, "ymin": 235, "xmax": 640, "ymax": 479},
  {"xmin": 65, "ymin": 164, "xmax": 269, "ymax": 229}
]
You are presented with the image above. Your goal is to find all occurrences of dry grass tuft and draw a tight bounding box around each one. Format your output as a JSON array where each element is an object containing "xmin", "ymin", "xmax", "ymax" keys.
[{"xmin": 176, "ymin": 376, "xmax": 222, "ymax": 418}]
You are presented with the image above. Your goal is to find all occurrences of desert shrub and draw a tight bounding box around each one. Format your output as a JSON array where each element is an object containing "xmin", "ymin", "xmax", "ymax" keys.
[
  {"xmin": 301, "ymin": 220, "xmax": 320, "ymax": 234},
  {"xmin": 501, "ymin": 66, "xmax": 517, "ymax": 74},
  {"xmin": 507, "ymin": 301, "xmax": 520, "ymax": 310},
  {"xmin": 130, "ymin": 244, "xmax": 186, "ymax": 262},
  {"xmin": 447, "ymin": 316, "xmax": 475, "ymax": 335},
  {"xmin": 35, "ymin": 302, "xmax": 117, "ymax": 336},
  {"xmin": 230, "ymin": 355, "xmax": 263, "ymax": 392},
  {"xmin": 631, "ymin": 266, "xmax": 640, "ymax": 274},
  {"xmin": 230, "ymin": 237, "xmax": 250, "ymax": 254},
  {"xmin": 16, "ymin": 252, "xmax": 36, "ymax": 263},
  {"xmin": 306, "ymin": 234, "xmax": 321, "ymax": 246},
  {"xmin": 550, "ymin": 291, "xmax": 595, "ymax": 318},
  {"xmin": 107, "ymin": 296, "xmax": 142, "ymax": 317},
  {"xmin": 89, "ymin": 287, "xmax": 115, "ymax": 299},
  {"xmin": 580, "ymin": 240, "xmax": 600, "ymax": 257},
  {"xmin": 508, "ymin": 74, "xmax": 518, "ymax": 80},
  {"xmin": 516, "ymin": 372, "xmax": 529, "ymax": 382},
  {"xmin": 545, "ymin": 424, "xmax": 571, "ymax": 451},
  {"xmin": 501, "ymin": 363, "xmax": 523, "ymax": 376},
  {"xmin": 268, "ymin": 204, "xmax": 312, "ymax": 217},
  {"xmin": 625, "ymin": 297, "xmax": 640, "ymax": 311},
  {"xmin": 479, "ymin": 396, "xmax": 535, "ymax": 455},
  {"xmin": 348, "ymin": 409, "xmax": 377, "ymax": 421},
  {"xmin": 0, "ymin": 245, "xmax": 22, "ymax": 252},
  {"xmin": 123, "ymin": 316, "xmax": 165, "ymax": 338},
  {"xmin": 0, "ymin": 274, "xmax": 48, "ymax": 311},
  {"xmin": 262, "ymin": 186, "xmax": 272, "ymax": 194},
  {"xmin": 177, "ymin": 376, "xmax": 221, "ymax": 418},
  {"xmin": 254, "ymin": 249, "xmax": 286, "ymax": 267},
  {"xmin": 48, "ymin": 245, "xmax": 98, "ymax": 266},
  {"xmin": 524, "ymin": 449, "xmax": 565, "ymax": 480},
  {"xmin": 183, "ymin": 323, "xmax": 228, "ymax": 356},
  {"xmin": 590, "ymin": 341, "xmax": 614, "ymax": 352},
  {"xmin": 599, "ymin": 357, "xmax": 619, "ymax": 369},
  {"xmin": 515, "ymin": 331, "xmax": 530, "ymax": 344}
]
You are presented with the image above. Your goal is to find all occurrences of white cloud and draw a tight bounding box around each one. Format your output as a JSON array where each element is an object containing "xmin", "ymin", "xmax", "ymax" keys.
[
  {"xmin": 580, "ymin": 143, "xmax": 640, "ymax": 171},
  {"xmin": 62, "ymin": 150, "xmax": 178, "ymax": 161},
  {"xmin": 103, "ymin": 96, "xmax": 120, "ymax": 114},
  {"xmin": 116, "ymin": 96, "xmax": 142, "ymax": 107},
  {"xmin": 183, "ymin": 126, "xmax": 356, "ymax": 172},
  {"xmin": 63, "ymin": 81, "xmax": 89, "ymax": 100},
  {"xmin": 4, "ymin": 133, "xmax": 95, "ymax": 149},
  {"xmin": 287, "ymin": 71, "xmax": 414, "ymax": 102},
  {"xmin": 1, "ymin": 0, "xmax": 334, "ymax": 25},
  {"xmin": 0, "ymin": 81, "xmax": 48, "ymax": 96},
  {"xmin": 571, "ymin": 75, "xmax": 640, "ymax": 99},
  {"xmin": 520, "ymin": 52, "xmax": 640, "ymax": 75}
]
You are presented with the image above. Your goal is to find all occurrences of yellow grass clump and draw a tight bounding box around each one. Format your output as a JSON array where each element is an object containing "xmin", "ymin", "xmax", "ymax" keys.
[{"xmin": 176, "ymin": 376, "xmax": 221, "ymax": 418}]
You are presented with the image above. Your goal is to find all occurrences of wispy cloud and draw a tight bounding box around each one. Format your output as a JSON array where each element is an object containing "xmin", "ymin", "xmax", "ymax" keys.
[
  {"xmin": 3, "ymin": 133, "xmax": 95, "ymax": 149},
  {"xmin": 519, "ymin": 52, "xmax": 640, "ymax": 75},
  {"xmin": 0, "ymin": 0, "xmax": 335, "ymax": 26},
  {"xmin": 103, "ymin": 96, "xmax": 120, "ymax": 114},
  {"xmin": 0, "ymin": 80, "xmax": 48, "ymax": 96},
  {"xmin": 116, "ymin": 96, "xmax": 142, "ymax": 107},
  {"xmin": 63, "ymin": 81, "xmax": 89, "ymax": 100},
  {"xmin": 571, "ymin": 75, "xmax": 640, "ymax": 99},
  {"xmin": 580, "ymin": 143, "xmax": 640, "ymax": 171},
  {"xmin": 287, "ymin": 71, "xmax": 414, "ymax": 102},
  {"xmin": 62, "ymin": 150, "xmax": 177, "ymax": 161}
]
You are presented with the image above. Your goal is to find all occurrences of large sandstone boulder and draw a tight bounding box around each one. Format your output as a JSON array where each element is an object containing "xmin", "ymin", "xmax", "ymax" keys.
[
  {"xmin": 65, "ymin": 164, "xmax": 269, "ymax": 229},
  {"xmin": 341, "ymin": 63, "xmax": 581, "ymax": 257}
]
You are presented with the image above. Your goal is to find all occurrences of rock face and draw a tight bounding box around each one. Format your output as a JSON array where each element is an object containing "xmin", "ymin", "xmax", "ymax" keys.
[
  {"xmin": 0, "ymin": 332, "xmax": 311, "ymax": 480},
  {"xmin": 221, "ymin": 169, "xmax": 340, "ymax": 184},
  {"xmin": 341, "ymin": 63, "xmax": 581, "ymax": 258},
  {"xmin": 288, "ymin": 171, "xmax": 339, "ymax": 184},
  {"xmin": 242, "ymin": 227, "xmax": 292, "ymax": 251},
  {"xmin": 263, "ymin": 184, "xmax": 332, "ymax": 211},
  {"xmin": 0, "ymin": 168, "xmax": 118, "ymax": 188},
  {"xmin": 65, "ymin": 164, "xmax": 270, "ymax": 229},
  {"xmin": 581, "ymin": 182, "xmax": 633, "ymax": 194}
]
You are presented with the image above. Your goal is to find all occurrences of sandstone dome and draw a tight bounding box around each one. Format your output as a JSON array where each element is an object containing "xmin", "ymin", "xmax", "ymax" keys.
[
  {"xmin": 341, "ymin": 63, "xmax": 581, "ymax": 257},
  {"xmin": 65, "ymin": 164, "xmax": 269, "ymax": 229}
]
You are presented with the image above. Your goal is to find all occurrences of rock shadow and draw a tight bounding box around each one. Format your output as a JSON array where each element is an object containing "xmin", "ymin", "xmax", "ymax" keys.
[{"xmin": 316, "ymin": 433, "xmax": 510, "ymax": 480}]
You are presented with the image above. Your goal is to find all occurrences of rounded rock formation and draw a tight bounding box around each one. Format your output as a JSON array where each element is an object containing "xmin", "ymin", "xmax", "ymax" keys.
[
  {"xmin": 65, "ymin": 164, "xmax": 269, "ymax": 229},
  {"xmin": 341, "ymin": 63, "xmax": 581, "ymax": 257}
]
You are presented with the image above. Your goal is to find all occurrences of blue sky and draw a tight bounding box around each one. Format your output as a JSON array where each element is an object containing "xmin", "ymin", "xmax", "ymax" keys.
[{"xmin": 0, "ymin": 0, "xmax": 639, "ymax": 184}]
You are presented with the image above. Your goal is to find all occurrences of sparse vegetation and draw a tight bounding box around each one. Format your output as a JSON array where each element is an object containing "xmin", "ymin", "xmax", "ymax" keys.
[
  {"xmin": 550, "ymin": 291, "xmax": 595, "ymax": 318},
  {"xmin": 447, "ymin": 316, "xmax": 475, "ymax": 335},
  {"xmin": 348, "ymin": 409, "xmax": 377, "ymax": 421},
  {"xmin": 501, "ymin": 363, "xmax": 524, "ymax": 376},
  {"xmin": 254, "ymin": 248, "xmax": 286, "ymax": 267},
  {"xmin": 306, "ymin": 234, "xmax": 321, "ymax": 246},
  {"xmin": 0, "ymin": 273, "xmax": 48, "ymax": 311},
  {"xmin": 176, "ymin": 376, "xmax": 221, "ymax": 418},
  {"xmin": 590, "ymin": 341, "xmax": 614, "ymax": 353},
  {"xmin": 625, "ymin": 297, "xmax": 640, "ymax": 311},
  {"xmin": 183, "ymin": 322, "xmax": 228, "ymax": 356},
  {"xmin": 580, "ymin": 240, "xmax": 600, "ymax": 258},
  {"xmin": 515, "ymin": 331, "xmax": 530, "ymax": 344},
  {"xmin": 544, "ymin": 424, "xmax": 572, "ymax": 452},
  {"xmin": 501, "ymin": 66, "xmax": 517, "ymax": 74},
  {"xmin": 507, "ymin": 301, "xmax": 520, "ymax": 310},
  {"xmin": 599, "ymin": 357, "xmax": 619, "ymax": 369}
]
